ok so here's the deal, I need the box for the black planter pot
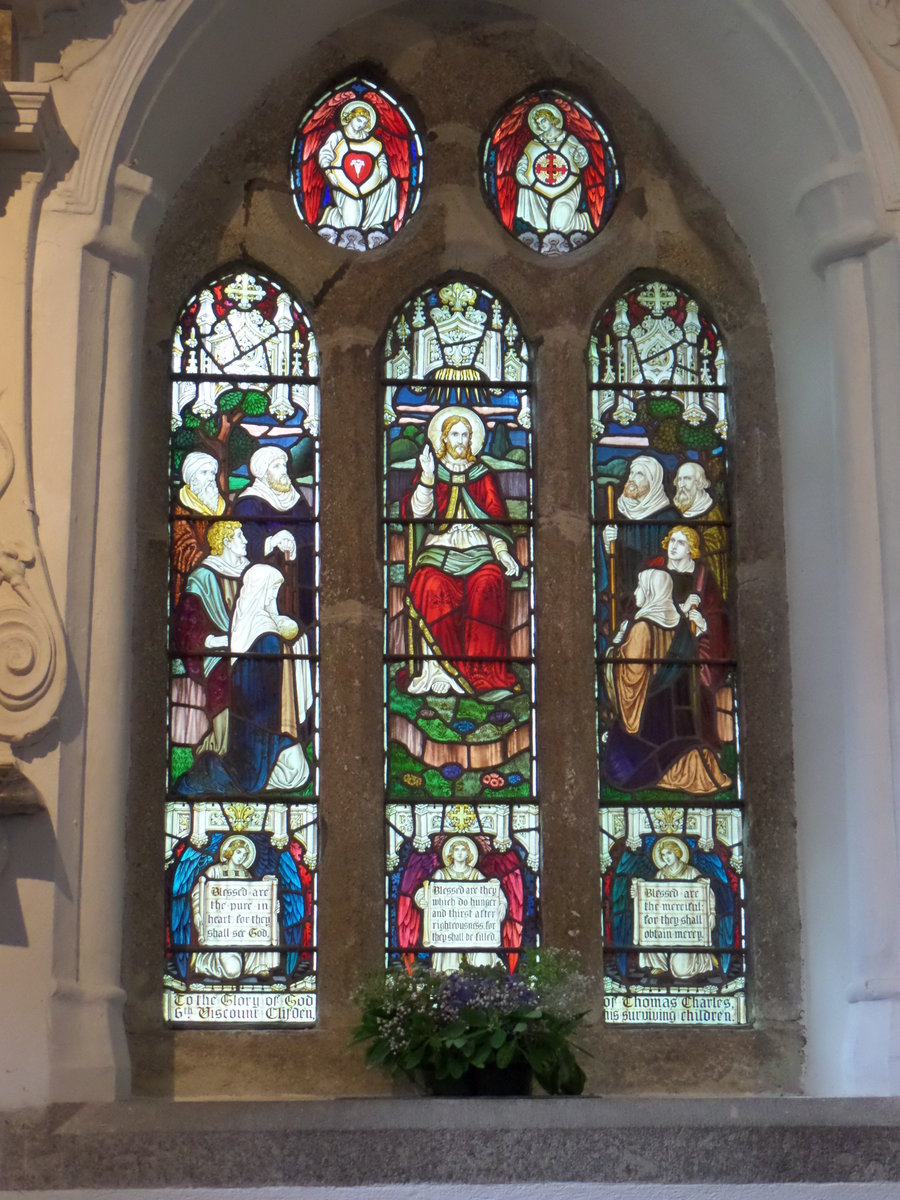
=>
[421,1061,533,1096]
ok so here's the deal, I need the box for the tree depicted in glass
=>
[165,267,319,1025]
[382,278,539,971]
[291,76,423,252]
[590,278,746,1025]
[482,87,620,255]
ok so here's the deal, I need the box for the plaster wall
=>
[1,0,900,1118]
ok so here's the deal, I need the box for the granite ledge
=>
[2,1098,900,1189]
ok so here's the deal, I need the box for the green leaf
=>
[496,1040,517,1069]
[218,389,242,412]
[241,391,267,416]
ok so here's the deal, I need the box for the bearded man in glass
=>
[402,408,520,697]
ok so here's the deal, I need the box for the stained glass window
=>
[590,278,745,1025]
[482,86,620,255]
[290,76,424,252]
[164,267,319,1025]
[383,279,539,971]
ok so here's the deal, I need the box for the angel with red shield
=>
[487,94,614,251]
[295,85,418,250]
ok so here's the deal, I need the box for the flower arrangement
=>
[351,950,591,1095]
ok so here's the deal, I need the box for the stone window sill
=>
[2,1098,900,1188]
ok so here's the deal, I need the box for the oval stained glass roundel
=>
[482,87,620,255]
[290,76,424,252]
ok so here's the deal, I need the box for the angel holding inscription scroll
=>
[608,833,737,985]
[168,831,312,984]
[637,837,717,980]
[188,835,280,982]
[397,835,527,975]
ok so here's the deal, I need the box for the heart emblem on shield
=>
[344,151,374,184]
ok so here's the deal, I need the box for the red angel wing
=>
[298,89,356,225]
[480,848,525,973]
[364,90,412,231]
[555,97,611,230]
[490,99,534,231]
[397,851,438,951]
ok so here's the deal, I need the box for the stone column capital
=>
[0,81,73,180]
[794,162,892,273]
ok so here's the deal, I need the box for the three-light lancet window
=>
[161,270,748,1026]
[159,76,749,1030]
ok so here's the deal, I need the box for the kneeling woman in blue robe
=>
[174,564,313,794]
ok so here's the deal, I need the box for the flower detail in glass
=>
[290,76,424,252]
[165,266,320,1026]
[590,278,745,1025]
[482,87,620,255]
[382,278,539,973]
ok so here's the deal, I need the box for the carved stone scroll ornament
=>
[860,0,900,66]
[0,420,64,815]
[0,84,70,820]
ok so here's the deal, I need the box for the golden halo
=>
[426,406,486,457]
[441,835,479,868]
[220,834,256,867]
[528,102,564,135]
[651,835,689,871]
[340,100,376,134]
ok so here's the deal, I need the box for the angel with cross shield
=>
[484,89,618,253]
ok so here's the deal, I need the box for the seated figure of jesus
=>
[401,409,520,697]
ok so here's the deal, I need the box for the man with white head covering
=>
[601,455,679,610]
[603,569,729,796]
[171,451,227,601]
[233,445,316,632]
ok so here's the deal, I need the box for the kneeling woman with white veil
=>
[175,564,313,794]
[603,568,729,796]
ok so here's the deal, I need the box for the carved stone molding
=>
[860,0,900,67]
[0,81,69,777]
[793,161,890,272]
[45,0,190,217]
[0,79,72,161]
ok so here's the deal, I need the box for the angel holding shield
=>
[485,91,616,252]
[294,84,418,249]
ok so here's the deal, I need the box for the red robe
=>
[648,555,732,692]
[401,463,516,692]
